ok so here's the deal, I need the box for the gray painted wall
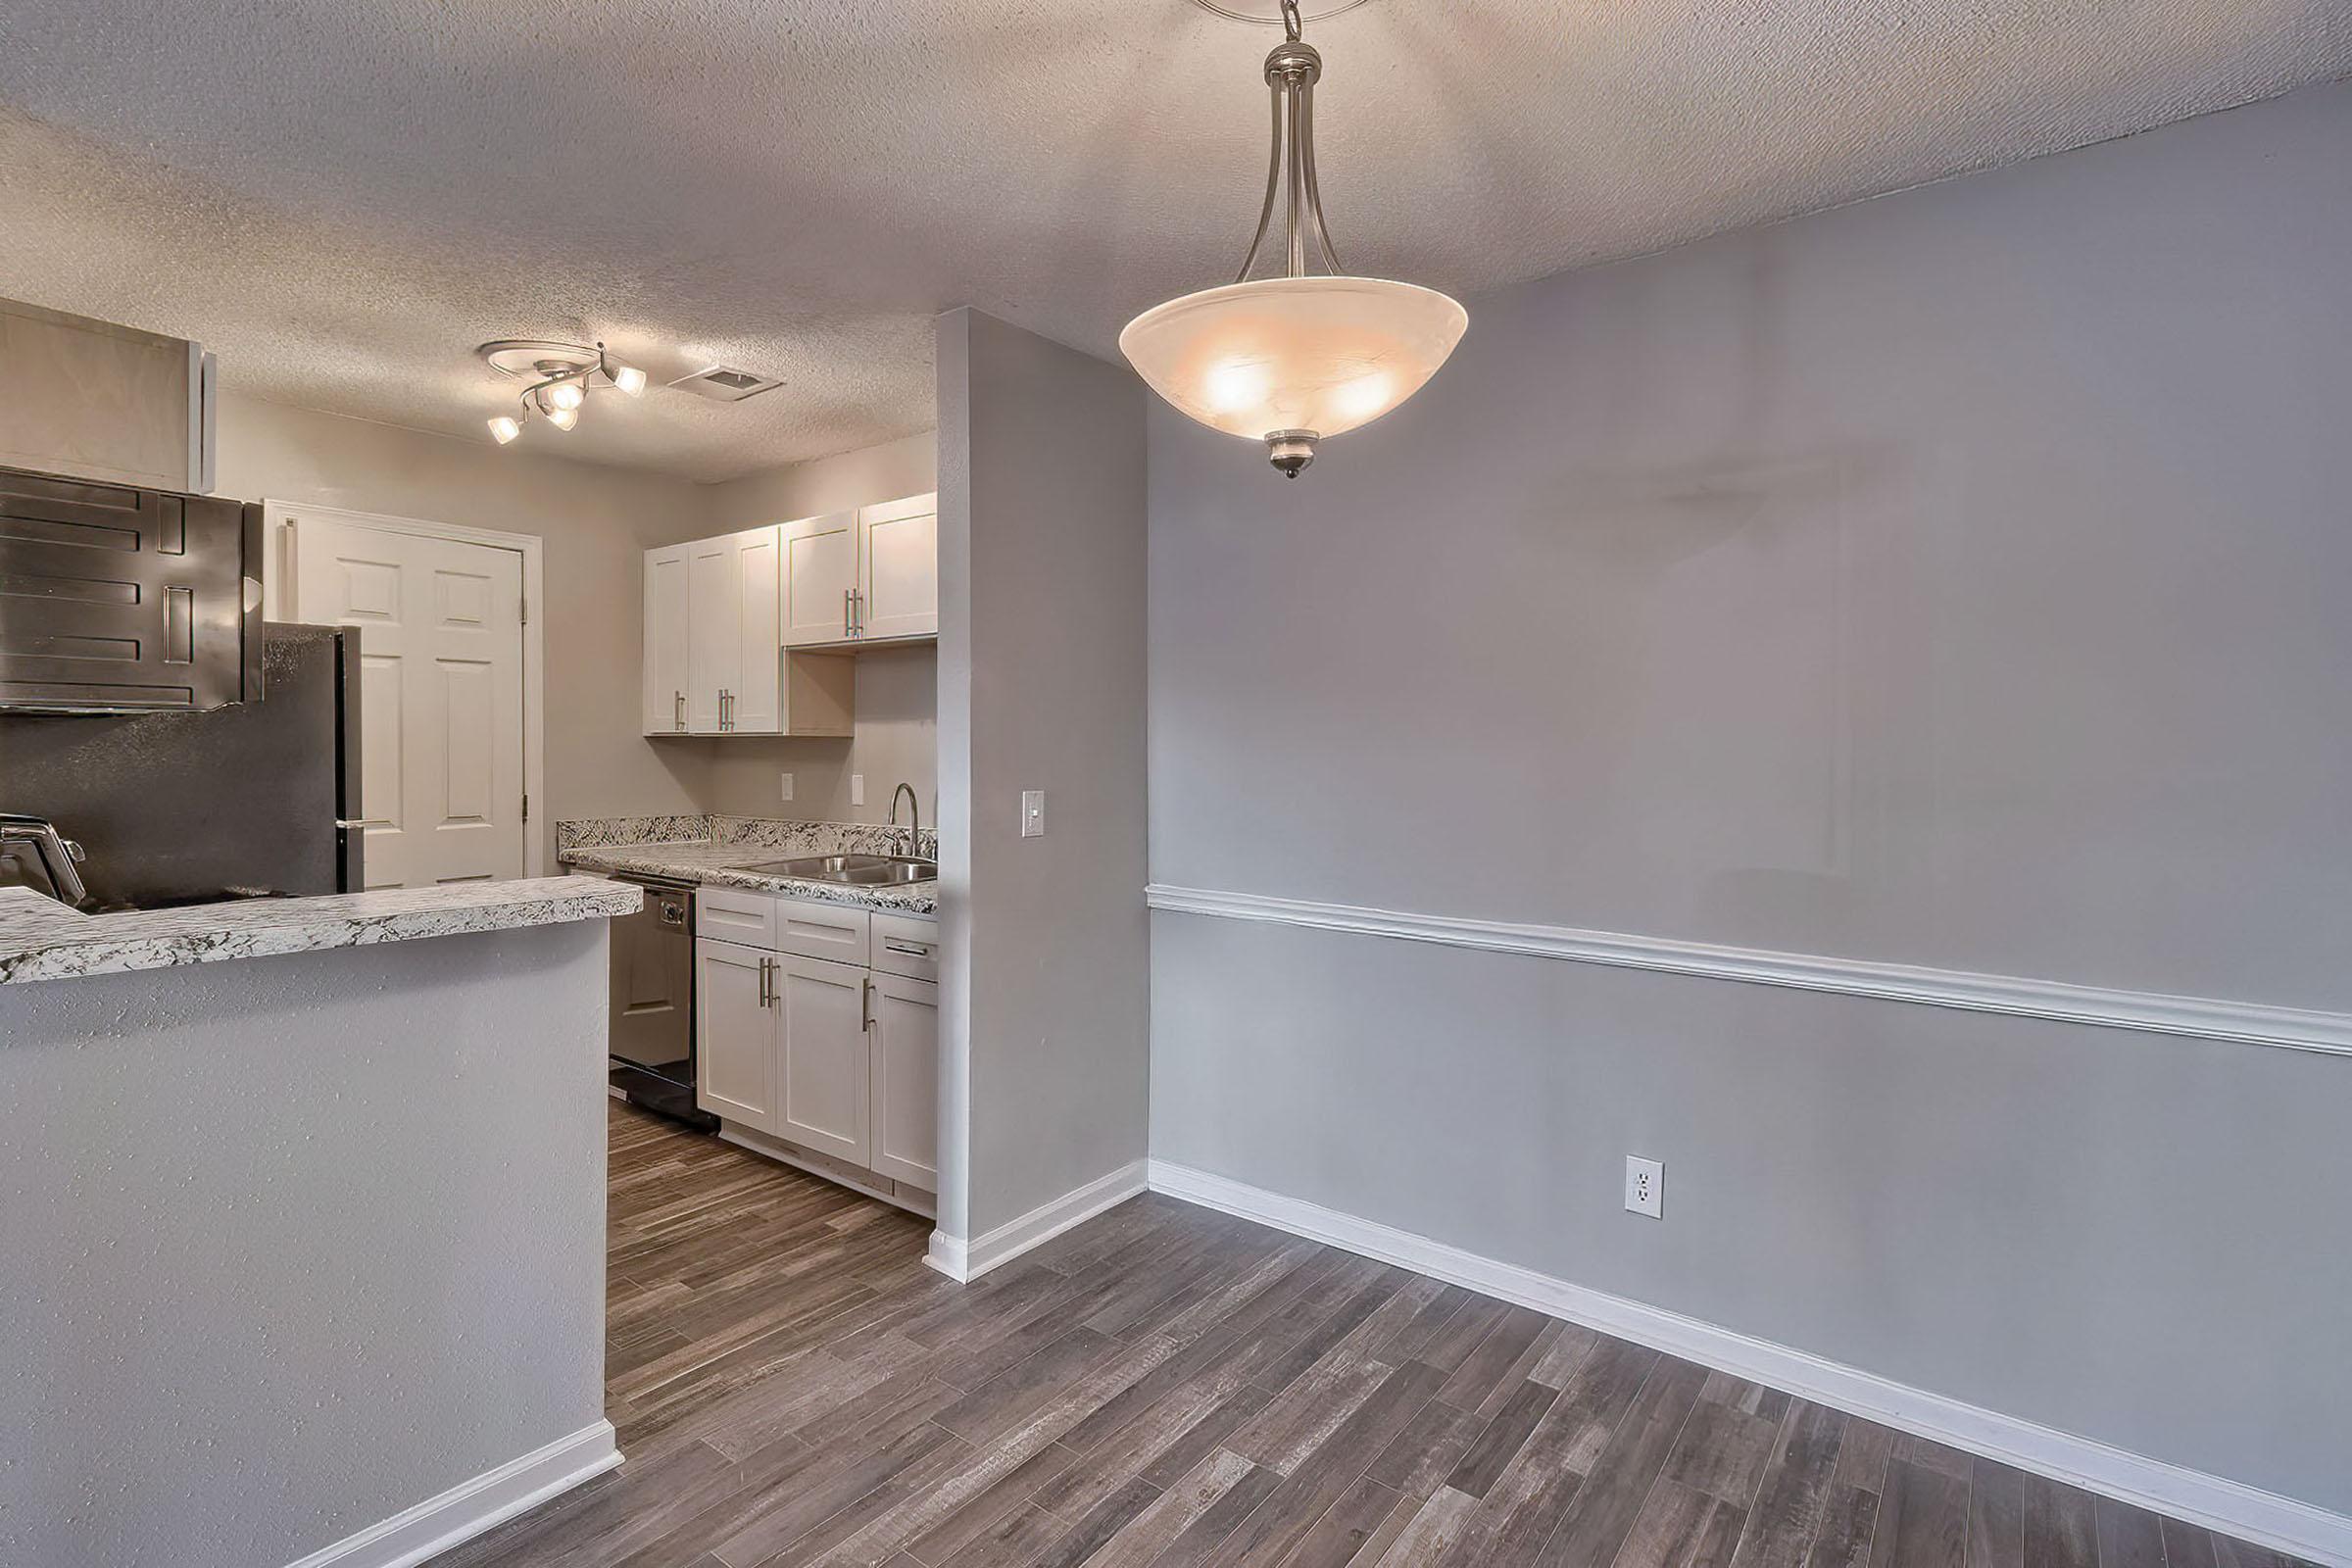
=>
[1147,82,2352,1515]
[938,309,1151,1241]
[0,926,611,1568]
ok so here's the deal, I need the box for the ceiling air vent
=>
[666,364,785,402]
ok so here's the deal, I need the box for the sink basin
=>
[735,853,938,886]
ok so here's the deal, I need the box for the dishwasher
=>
[607,870,717,1131]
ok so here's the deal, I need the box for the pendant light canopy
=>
[1121,0,1465,476]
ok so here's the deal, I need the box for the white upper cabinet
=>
[776,493,938,649]
[645,524,854,737]
[642,544,691,735]
[782,511,859,647]
[857,493,939,643]
[685,533,738,732]
[728,526,782,732]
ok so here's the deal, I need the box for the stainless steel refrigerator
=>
[0,621,361,909]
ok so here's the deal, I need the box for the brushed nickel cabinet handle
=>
[861,975,874,1032]
[844,587,854,638]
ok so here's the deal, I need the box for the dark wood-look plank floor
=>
[430,1106,2320,1568]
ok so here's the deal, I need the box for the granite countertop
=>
[560,841,939,916]
[0,876,645,987]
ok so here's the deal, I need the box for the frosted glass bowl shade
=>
[1119,276,1467,444]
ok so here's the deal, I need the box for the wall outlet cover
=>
[1625,1155,1663,1219]
[851,773,865,808]
[779,772,795,803]
[1021,789,1046,838]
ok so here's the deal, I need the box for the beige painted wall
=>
[693,429,940,827]
[213,398,938,850]
[213,393,711,863]
[696,427,935,532]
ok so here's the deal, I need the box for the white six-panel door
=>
[292,516,525,888]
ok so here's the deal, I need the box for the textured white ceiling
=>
[0,1,2344,480]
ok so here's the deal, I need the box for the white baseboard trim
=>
[925,1158,1151,1283]
[1145,884,2352,1058]
[281,1419,620,1568]
[1147,1159,2352,1568]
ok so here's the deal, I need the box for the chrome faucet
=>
[0,813,89,906]
[888,783,921,858]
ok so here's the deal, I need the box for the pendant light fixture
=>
[476,338,647,445]
[1120,0,1466,476]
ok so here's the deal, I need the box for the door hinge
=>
[519,596,529,626]
[521,792,530,821]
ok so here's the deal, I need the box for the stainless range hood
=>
[0,464,263,713]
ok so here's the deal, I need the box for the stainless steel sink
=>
[735,853,938,886]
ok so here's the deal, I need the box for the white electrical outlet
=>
[778,772,795,803]
[851,773,865,808]
[1020,789,1046,837]
[1625,1156,1664,1219]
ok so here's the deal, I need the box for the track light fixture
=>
[474,338,647,445]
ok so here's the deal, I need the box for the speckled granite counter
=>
[557,813,939,916]
[0,876,645,986]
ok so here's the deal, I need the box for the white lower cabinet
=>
[866,971,939,1188]
[694,892,940,1210]
[696,938,776,1127]
[773,953,871,1165]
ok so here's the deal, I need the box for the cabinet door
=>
[857,493,938,643]
[729,525,782,732]
[867,972,939,1190]
[641,544,690,734]
[0,468,258,712]
[685,534,738,731]
[781,511,858,647]
[695,939,775,1129]
[774,954,870,1165]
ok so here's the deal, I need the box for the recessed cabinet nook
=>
[696,890,940,1213]
[642,490,938,737]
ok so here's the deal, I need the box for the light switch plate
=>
[778,772,795,803]
[851,773,865,808]
[1020,790,1046,837]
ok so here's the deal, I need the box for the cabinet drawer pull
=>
[883,939,931,956]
